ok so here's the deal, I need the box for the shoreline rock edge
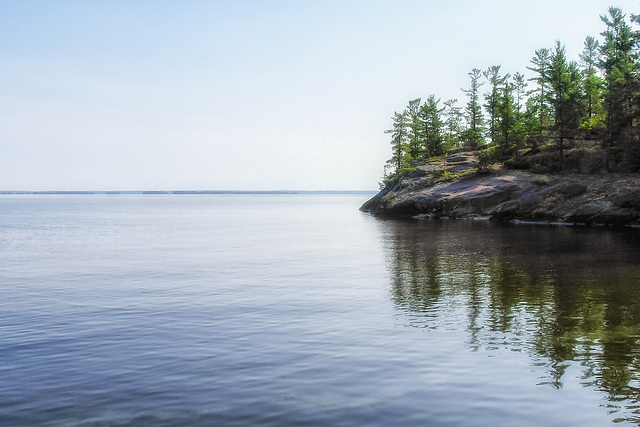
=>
[360,152,640,227]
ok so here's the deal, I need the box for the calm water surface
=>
[2,194,640,425]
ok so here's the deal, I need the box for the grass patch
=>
[441,170,460,181]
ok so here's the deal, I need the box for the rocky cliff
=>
[360,150,640,226]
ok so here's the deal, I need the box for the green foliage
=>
[406,98,423,159]
[579,114,605,133]
[600,7,640,157]
[443,98,463,149]
[424,154,444,163]
[440,170,459,181]
[484,65,510,145]
[380,167,417,189]
[419,95,445,157]
[548,41,584,152]
[459,129,485,149]
[495,80,516,155]
[579,36,606,136]
[463,68,485,148]
[527,48,553,151]
[580,73,605,134]
[475,144,505,172]
[385,111,409,170]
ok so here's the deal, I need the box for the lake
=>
[1,194,640,425]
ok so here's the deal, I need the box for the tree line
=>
[383,6,640,181]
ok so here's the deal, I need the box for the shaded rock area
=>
[360,150,640,226]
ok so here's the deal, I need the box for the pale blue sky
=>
[1,0,639,190]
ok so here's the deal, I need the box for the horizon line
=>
[0,190,378,195]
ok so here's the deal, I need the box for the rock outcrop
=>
[360,150,640,226]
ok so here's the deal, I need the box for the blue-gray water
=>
[2,194,640,426]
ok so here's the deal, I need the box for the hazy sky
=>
[2,1,639,191]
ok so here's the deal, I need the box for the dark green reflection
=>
[380,219,640,422]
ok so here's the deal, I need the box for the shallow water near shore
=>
[2,194,640,425]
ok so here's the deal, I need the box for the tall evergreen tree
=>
[548,41,584,156]
[484,65,510,144]
[510,73,529,157]
[512,72,528,114]
[522,96,544,152]
[528,48,553,151]
[599,6,640,169]
[548,41,582,156]
[385,111,410,170]
[419,95,445,157]
[579,35,605,134]
[443,98,464,150]
[462,68,485,148]
[580,35,600,72]
[406,98,423,159]
[495,81,516,155]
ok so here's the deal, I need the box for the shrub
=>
[380,167,417,188]
[441,170,459,181]
[477,145,502,171]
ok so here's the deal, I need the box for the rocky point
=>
[360,149,640,226]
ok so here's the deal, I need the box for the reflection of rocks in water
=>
[379,219,640,422]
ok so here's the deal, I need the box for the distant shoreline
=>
[0,190,377,195]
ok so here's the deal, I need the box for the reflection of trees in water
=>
[380,219,640,422]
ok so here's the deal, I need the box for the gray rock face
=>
[361,151,640,226]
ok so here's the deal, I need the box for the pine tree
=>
[406,98,423,159]
[599,6,640,170]
[579,35,605,135]
[484,65,510,145]
[495,81,516,155]
[548,41,584,157]
[443,98,464,150]
[385,111,410,171]
[512,72,528,114]
[522,96,544,152]
[462,68,485,148]
[510,73,529,157]
[419,95,445,157]
[527,48,553,152]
